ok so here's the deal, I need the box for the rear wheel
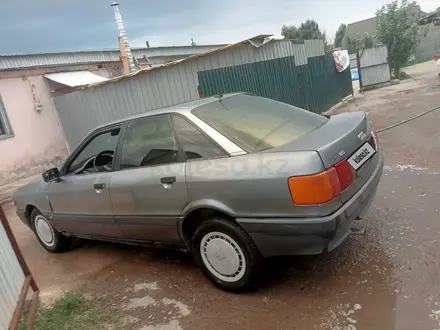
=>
[191,217,262,292]
[31,209,71,253]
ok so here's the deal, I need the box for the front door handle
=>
[160,177,176,184]
[94,183,106,190]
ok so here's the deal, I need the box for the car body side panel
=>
[46,173,122,238]
[184,151,343,219]
[109,163,187,242]
[180,199,236,217]
[13,177,52,226]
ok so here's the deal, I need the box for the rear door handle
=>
[160,177,176,184]
[94,183,106,190]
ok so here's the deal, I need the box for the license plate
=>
[347,142,376,170]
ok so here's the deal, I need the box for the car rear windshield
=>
[191,94,328,153]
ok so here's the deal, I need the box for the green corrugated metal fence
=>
[198,54,352,114]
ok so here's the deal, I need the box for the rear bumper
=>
[237,152,384,257]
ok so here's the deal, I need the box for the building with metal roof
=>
[53,35,329,149]
[0,42,224,186]
[0,45,224,71]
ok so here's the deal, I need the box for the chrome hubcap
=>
[200,232,246,282]
[35,215,55,247]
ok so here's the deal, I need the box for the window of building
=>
[0,95,12,138]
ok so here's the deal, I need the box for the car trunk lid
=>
[265,112,378,203]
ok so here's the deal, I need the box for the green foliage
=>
[376,0,423,77]
[346,34,362,53]
[345,32,375,53]
[363,33,374,48]
[281,24,300,39]
[281,19,327,46]
[404,56,432,66]
[19,292,120,330]
[334,24,347,48]
[397,71,411,79]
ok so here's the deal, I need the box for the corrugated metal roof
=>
[0,45,224,70]
[44,71,108,87]
[80,35,285,90]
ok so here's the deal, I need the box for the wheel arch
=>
[179,200,237,243]
[25,204,37,226]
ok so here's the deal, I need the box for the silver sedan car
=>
[13,93,383,291]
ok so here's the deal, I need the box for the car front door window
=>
[67,128,121,175]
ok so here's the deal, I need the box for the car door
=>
[46,125,123,238]
[110,114,188,242]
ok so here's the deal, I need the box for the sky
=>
[1,0,438,53]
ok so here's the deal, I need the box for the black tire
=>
[31,209,71,253]
[191,217,262,292]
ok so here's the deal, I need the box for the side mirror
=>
[42,168,61,183]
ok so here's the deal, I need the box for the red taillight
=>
[288,167,341,205]
[288,158,354,205]
[334,159,354,191]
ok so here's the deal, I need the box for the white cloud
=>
[130,0,440,47]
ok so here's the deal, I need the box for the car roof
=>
[95,92,245,131]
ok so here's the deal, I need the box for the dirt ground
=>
[4,60,440,330]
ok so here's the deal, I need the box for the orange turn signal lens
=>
[288,167,341,205]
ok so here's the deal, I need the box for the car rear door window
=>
[171,115,227,160]
[192,94,328,153]
[120,115,178,169]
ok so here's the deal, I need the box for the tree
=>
[346,34,363,53]
[345,32,375,53]
[281,25,300,39]
[281,19,327,46]
[376,0,423,77]
[334,24,347,48]
[190,38,197,46]
[363,32,374,48]
[346,37,354,53]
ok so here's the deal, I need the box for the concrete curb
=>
[362,79,400,91]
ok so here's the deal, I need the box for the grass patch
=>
[19,292,120,330]
[392,71,411,80]
[399,71,411,80]
[404,56,432,67]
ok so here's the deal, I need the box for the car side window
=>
[172,115,227,160]
[67,128,120,175]
[120,115,178,169]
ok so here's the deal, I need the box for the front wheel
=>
[31,209,71,253]
[191,217,262,292]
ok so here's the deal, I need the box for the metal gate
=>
[356,45,391,90]
[198,54,353,114]
[0,206,39,329]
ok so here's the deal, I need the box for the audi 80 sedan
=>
[13,93,383,291]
